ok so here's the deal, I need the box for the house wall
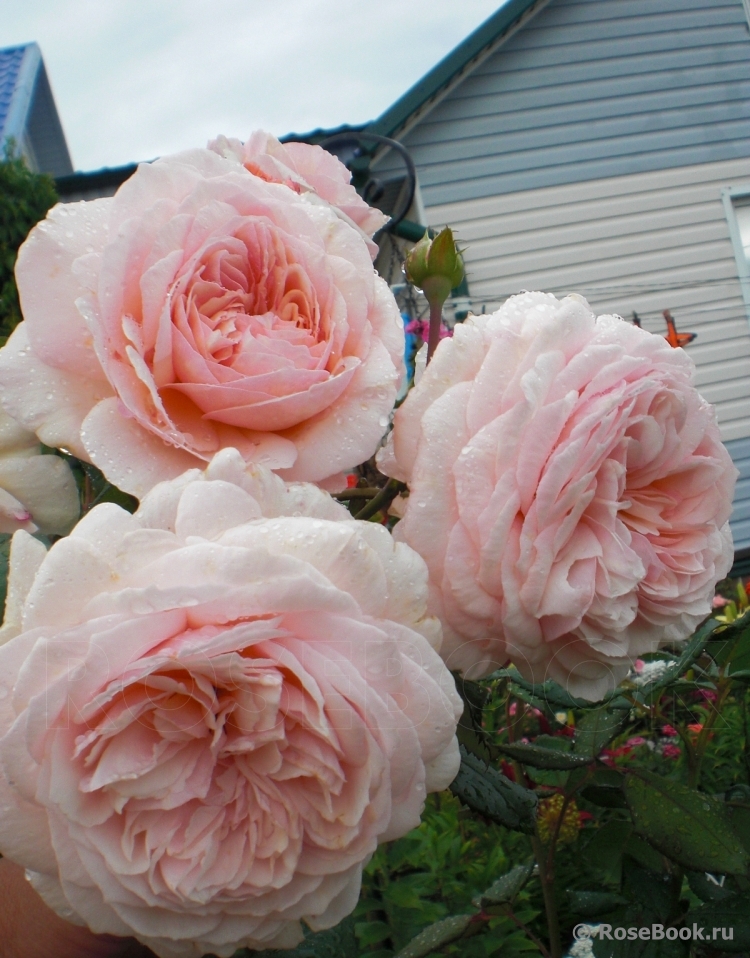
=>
[425,157,750,546]
[374,0,750,202]
[371,0,750,548]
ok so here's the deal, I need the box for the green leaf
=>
[573,705,629,759]
[454,676,497,765]
[582,819,632,884]
[636,617,723,699]
[623,834,670,875]
[624,770,749,874]
[707,611,750,671]
[489,668,599,709]
[471,862,534,910]
[686,896,750,952]
[727,803,750,857]
[384,882,424,910]
[686,870,736,902]
[355,920,392,947]
[495,741,593,770]
[394,913,474,958]
[245,914,358,958]
[580,784,629,809]
[567,890,628,917]
[449,746,538,833]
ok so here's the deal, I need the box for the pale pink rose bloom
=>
[0,449,460,958]
[209,131,388,246]
[0,144,403,498]
[0,406,79,535]
[378,292,736,701]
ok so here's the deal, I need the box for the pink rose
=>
[378,292,736,700]
[209,131,388,245]
[0,407,79,535]
[0,143,403,498]
[0,449,460,957]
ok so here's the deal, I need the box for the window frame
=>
[722,185,750,323]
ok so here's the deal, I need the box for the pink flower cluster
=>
[0,131,738,955]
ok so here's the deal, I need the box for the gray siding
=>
[374,0,750,206]
[426,157,750,548]
[725,435,750,550]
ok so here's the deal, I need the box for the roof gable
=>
[369,0,549,141]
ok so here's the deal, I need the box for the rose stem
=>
[354,478,402,521]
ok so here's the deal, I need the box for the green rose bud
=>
[404,227,465,364]
[405,227,464,291]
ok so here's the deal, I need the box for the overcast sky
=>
[2,0,503,172]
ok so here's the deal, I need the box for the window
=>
[722,186,750,319]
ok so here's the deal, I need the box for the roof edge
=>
[2,43,41,148]
[368,0,547,141]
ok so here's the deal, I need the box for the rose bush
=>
[0,407,78,535]
[0,141,403,497]
[0,448,460,958]
[378,292,736,699]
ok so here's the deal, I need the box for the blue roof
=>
[0,45,28,139]
[0,42,72,175]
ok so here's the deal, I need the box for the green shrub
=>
[0,149,57,344]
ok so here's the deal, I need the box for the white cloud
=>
[2,0,502,170]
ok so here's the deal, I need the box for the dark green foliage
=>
[625,771,749,875]
[0,150,57,344]
[0,533,10,618]
[228,916,359,958]
[66,456,139,515]
[355,791,540,957]
[450,746,538,831]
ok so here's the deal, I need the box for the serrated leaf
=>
[394,913,474,958]
[489,668,597,709]
[454,675,498,764]
[248,914,358,958]
[625,770,748,875]
[496,741,593,770]
[472,862,534,909]
[450,746,538,833]
[686,896,750,952]
[573,706,628,758]
[637,616,724,698]
[686,870,735,902]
